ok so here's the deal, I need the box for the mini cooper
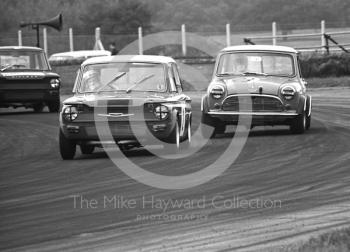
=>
[0,46,60,112]
[59,55,191,159]
[201,45,311,137]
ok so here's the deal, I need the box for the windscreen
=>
[79,62,166,93]
[0,50,49,71]
[217,52,295,77]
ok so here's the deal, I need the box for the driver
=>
[82,69,101,92]
[233,55,247,74]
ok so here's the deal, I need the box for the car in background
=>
[59,55,192,159]
[48,50,111,66]
[0,46,61,112]
[201,45,312,137]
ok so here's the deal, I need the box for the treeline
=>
[0,0,349,34]
[300,53,350,78]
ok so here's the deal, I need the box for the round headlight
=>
[63,106,78,121]
[281,86,296,100]
[154,105,169,120]
[50,78,60,88]
[209,85,225,99]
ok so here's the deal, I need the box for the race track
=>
[0,88,349,251]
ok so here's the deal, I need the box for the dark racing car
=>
[0,46,60,112]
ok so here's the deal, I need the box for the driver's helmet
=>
[83,69,101,91]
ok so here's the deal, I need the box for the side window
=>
[171,63,183,93]
[297,56,303,78]
[73,68,82,93]
[168,66,177,92]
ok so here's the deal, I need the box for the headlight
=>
[50,78,60,88]
[209,85,225,99]
[63,106,78,121]
[281,86,296,100]
[154,105,169,120]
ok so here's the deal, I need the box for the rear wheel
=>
[290,112,306,134]
[80,145,95,154]
[59,130,76,160]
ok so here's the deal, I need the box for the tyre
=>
[290,112,306,134]
[166,121,180,149]
[201,112,225,138]
[33,103,44,113]
[48,99,60,113]
[306,115,311,130]
[59,130,76,160]
[80,145,95,154]
[180,119,191,149]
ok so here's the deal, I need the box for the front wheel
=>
[167,121,180,149]
[48,99,60,113]
[201,112,225,138]
[290,112,306,134]
[80,145,95,154]
[59,130,76,160]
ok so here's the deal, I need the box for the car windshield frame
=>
[216,51,296,78]
[0,50,50,71]
[77,62,168,94]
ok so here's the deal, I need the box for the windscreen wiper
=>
[96,72,126,93]
[126,74,155,93]
[0,64,25,72]
[242,72,268,76]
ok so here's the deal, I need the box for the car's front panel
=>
[0,49,60,107]
[0,72,60,104]
[60,93,191,143]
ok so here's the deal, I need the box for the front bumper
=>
[207,110,298,126]
[61,120,177,143]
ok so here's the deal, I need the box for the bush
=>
[300,52,350,78]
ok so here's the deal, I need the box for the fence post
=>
[69,28,74,52]
[18,30,22,46]
[43,28,48,54]
[321,20,326,53]
[272,21,277,46]
[181,24,187,57]
[93,27,104,50]
[138,27,143,55]
[226,23,231,47]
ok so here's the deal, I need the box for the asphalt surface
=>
[0,88,349,251]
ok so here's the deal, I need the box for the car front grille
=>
[222,95,284,112]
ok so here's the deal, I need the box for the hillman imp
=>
[201,45,311,137]
[0,46,60,112]
[59,55,191,159]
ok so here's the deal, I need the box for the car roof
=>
[221,45,298,54]
[49,50,111,59]
[0,46,43,51]
[82,55,176,66]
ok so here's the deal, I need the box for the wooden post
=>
[181,24,187,56]
[43,28,48,54]
[93,27,104,50]
[321,20,326,53]
[272,22,277,46]
[18,30,22,46]
[138,27,143,55]
[226,23,231,47]
[69,28,74,52]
